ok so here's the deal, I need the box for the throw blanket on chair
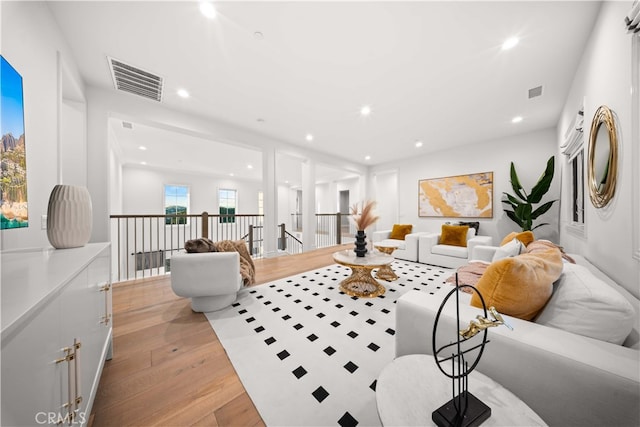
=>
[184,238,256,286]
[215,240,256,287]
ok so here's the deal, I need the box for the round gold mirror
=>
[588,105,618,208]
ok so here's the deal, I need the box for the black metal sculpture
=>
[431,275,512,427]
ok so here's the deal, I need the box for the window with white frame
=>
[219,188,237,223]
[164,184,189,224]
[561,107,585,231]
[570,150,585,224]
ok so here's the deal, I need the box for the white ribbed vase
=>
[46,185,93,249]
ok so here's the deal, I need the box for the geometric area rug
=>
[205,260,454,426]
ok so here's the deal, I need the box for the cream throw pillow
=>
[535,263,635,345]
[491,238,523,262]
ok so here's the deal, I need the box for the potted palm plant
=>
[502,156,557,232]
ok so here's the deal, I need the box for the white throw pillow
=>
[535,263,635,345]
[491,238,523,262]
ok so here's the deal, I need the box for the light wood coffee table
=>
[332,250,394,298]
[376,354,546,426]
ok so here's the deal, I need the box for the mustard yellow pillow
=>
[500,231,535,247]
[389,224,413,240]
[470,246,563,320]
[439,224,469,247]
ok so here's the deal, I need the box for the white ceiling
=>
[50,1,600,178]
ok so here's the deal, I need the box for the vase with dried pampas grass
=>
[350,200,379,257]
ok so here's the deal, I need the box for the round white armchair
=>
[170,251,242,312]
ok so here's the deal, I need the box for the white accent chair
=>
[170,251,242,312]
[418,228,492,268]
[372,230,433,262]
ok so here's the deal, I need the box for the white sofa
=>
[372,229,433,262]
[170,251,242,312]
[418,228,492,268]
[395,254,640,426]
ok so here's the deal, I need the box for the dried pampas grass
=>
[350,200,379,231]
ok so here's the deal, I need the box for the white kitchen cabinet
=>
[1,243,112,426]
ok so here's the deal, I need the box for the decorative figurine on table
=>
[431,274,513,427]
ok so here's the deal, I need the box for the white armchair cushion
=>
[419,232,493,268]
[431,244,468,258]
[536,262,636,345]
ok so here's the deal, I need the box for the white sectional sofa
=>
[395,254,640,426]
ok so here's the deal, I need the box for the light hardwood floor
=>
[90,243,353,427]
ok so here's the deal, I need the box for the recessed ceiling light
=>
[364,155,371,161]
[512,116,523,123]
[415,140,423,148]
[177,89,189,98]
[360,105,372,116]
[247,164,253,169]
[199,2,216,19]
[140,161,147,165]
[502,36,519,50]
[306,133,314,142]
[229,173,234,177]
[138,146,147,151]
[254,31,264,40]
[257,118,265,123]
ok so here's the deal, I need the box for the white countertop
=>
[1,243,110,340]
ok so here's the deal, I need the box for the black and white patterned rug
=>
[205,260,454,426]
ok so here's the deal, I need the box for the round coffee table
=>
[373,243,400,281]
[376,354,546,426]
[332,250,394,298]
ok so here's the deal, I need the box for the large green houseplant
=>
[502,156,557,231]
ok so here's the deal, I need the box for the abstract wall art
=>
[419,172,493,218]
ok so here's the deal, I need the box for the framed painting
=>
[419,172,493,218]
[1,55,29,229]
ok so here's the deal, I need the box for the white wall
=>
[121,166,261,215]
[373,170,399,231]
[0,2,85,250]
[370,127,560,246]
[558,1,639,298]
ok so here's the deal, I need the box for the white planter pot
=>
[46,185,92,249]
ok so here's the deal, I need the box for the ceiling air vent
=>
[108,57,163,102]
[528,85,543,99]
[122,121,133,130]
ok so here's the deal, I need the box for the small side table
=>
[376,354,546,426]
[333,250,394,298]
[373,243,399,281]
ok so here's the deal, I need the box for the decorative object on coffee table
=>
[354,230,368,257]
[431,278,512,427]
[350,200,379,257]
[332,250,393,297]
[374,242,399,281]
[46,184,93,249]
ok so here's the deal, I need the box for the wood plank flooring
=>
[90,243,353,427]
